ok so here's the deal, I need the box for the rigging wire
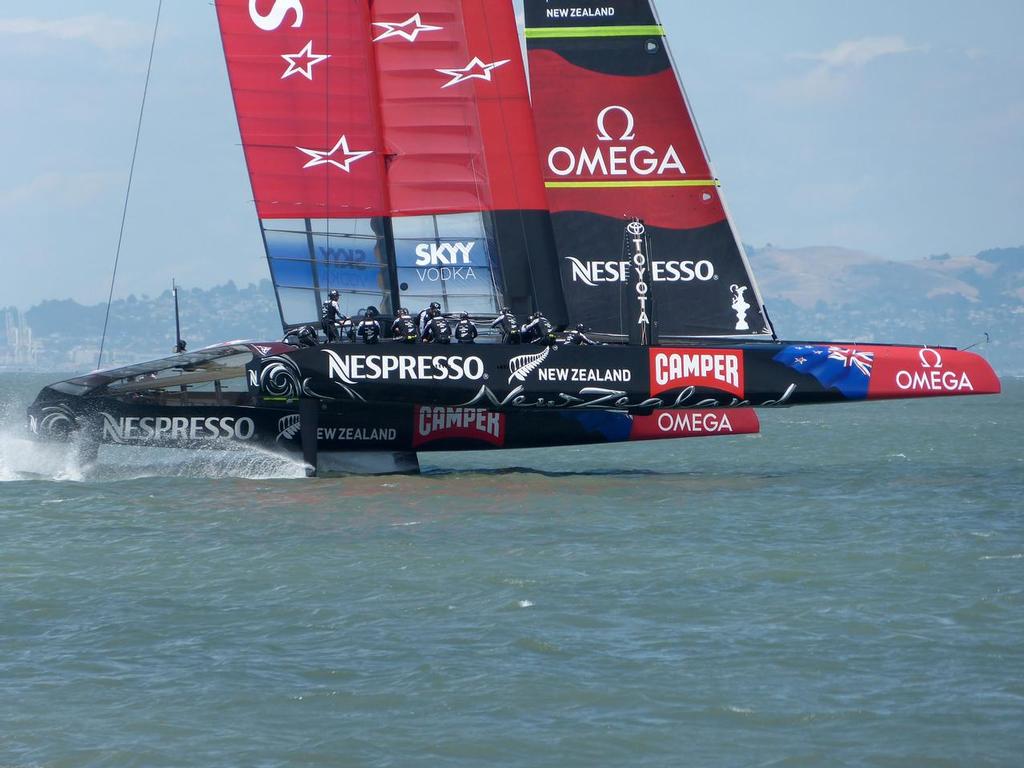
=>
[96,0,163,370]
[962,332,992,352]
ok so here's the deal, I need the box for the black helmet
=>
[296,325,317,347]
[366,306,379,318]
[328,289,339,301]
[430,302,441,311]
[576,323,585,332]
[531,311,540,320]
[398,308,409,316]
[460,312,469,320]
[501,307,511,314]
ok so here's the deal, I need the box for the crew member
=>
[418,302,442,336]
[357,307,382,345]
[321,289,346,344]
[454,312,478,344]
[522,311,556,346]
[565,323,598,346]
[490,307,521,344]
[392,308,418,344]
[422,313,453,345]
[285,325,318,348]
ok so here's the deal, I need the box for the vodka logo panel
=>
[409,241,480,284]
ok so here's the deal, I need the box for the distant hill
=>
[3,248,1021,374]
[752,245,1024,309]
[748,245,1023,374]
[2,281,280,370]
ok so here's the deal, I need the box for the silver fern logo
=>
[277,414,301,442]
[507,347,551,384]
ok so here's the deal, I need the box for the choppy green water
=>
[1,374,1022,767]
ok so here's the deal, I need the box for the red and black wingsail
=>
[215,0,564,328]
[525,0,772,339]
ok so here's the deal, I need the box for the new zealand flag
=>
[773,345,875,400]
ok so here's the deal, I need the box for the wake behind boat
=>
[27,0,1000,475]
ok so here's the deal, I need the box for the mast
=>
[172,279,183,353]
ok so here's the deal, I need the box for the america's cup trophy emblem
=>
[731,284,751,331]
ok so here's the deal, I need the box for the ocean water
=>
[0,373,1021,767]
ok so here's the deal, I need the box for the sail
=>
[215,0,565,330]
[524,0,772,338]
[370,0,563,322]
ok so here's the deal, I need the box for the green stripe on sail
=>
[544,179,720,189]
[524,25,665,39]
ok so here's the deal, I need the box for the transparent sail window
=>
[277,287,391,326]
[263,229,312,261]
[309,218,381,238]
[310,233,388,267]
[269,258,315,290]
[390,212,504,316]
[391,212,490,240]
[262,219,308,234]
[263,218,395,325]
[276,288,320,327]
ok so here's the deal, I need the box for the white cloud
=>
[0,15,150,51]
[798,36,923,70]
[782,36,927,100]
[0,172,116,208]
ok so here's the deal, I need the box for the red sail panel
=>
[370,0,548,214]
[215,0,388,219]
[530,49,723,230]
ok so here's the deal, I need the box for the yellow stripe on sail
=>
[524,26,665,39]
[544,180,721,189]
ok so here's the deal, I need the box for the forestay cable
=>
[97,0,163,369]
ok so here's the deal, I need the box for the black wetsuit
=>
[417,308,440,337]
[356,318,382,345]
[455,318,478,344]
[392,315,418,343]
[321,300,345,343]
[522,315,555,346]
[565,329,598,346]
[490,312,521,344]
[422,316,453,345]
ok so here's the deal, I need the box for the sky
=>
[1,0,1022,309]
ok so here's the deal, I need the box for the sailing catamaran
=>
[27,0,1000,475]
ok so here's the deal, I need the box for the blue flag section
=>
[772,345,875,400]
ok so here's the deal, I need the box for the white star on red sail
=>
[296,135,372,172]
[436,57,510,89]
[281,40,330,81]
[372,13,443,43]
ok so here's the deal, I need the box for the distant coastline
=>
[2,244,1021,375]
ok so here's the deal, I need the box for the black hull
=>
[27,338,998,472]
[26,392,756,457]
